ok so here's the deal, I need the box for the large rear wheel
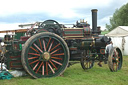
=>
[21,32,69,78]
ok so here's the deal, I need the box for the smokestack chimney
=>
[91,9,98,34]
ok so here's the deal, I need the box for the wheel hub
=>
[43,52,51,60]
[116,57,119,61]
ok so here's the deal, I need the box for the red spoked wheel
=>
[21,32,69,78]
[108,47,122,72]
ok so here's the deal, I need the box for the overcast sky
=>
[0,0,128,31]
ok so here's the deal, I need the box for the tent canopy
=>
[106,26,128,37]
[105,26,128,55]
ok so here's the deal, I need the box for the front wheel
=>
[108,47,123,72]
[21,32,70,78]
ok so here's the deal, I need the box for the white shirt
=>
[105,43,113,54]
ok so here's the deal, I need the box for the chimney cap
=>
[91,9,98,12]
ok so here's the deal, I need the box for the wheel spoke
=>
[49,60,58,70]
[89,62,92,66]
[51,59,62,66]
[88,62,90,68]
[30,47,39,53]
[116,63,118,71]
[36,62,43,73]
[113,63,115,71]
[50,48,62,55]
[29,60,39,65]
[42,64,44,75]
[28,56,38,60]
[84,62,87,67]
[87,62,89,68]
[46,38,51,49]
[50,43,60,51]
[113,62,118,71]
[28,53,40,56]
[115,63,117,71]
[48,63,55,74]
[48,40,54,52]
[33,43,43,53]
[46,62,48,75]
[52,53,64,56]
[51,57,62,60]
[43,39,46,51]
[33,61,40,70]
[39,39,43,50]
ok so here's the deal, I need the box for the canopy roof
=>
[106,26,128,37]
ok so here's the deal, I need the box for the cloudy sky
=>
[0,0,128,32]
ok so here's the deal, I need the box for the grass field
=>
[0,56,128,85]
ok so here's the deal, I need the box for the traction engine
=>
[0,9,122,78]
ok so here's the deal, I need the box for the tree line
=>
[106,3,128,31]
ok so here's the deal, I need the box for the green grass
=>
[0,56,128,85]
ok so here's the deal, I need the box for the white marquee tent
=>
[105,26,128,55]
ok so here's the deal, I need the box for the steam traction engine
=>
[0,9,122,78]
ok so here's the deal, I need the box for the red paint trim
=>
[20,36,30,41]
[10,56,21,58]
[36,29,48,33]
[100,49,105,54]
[69,48,77,50]
[10,60,22,68]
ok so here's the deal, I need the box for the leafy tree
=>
[106,3,128,31]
